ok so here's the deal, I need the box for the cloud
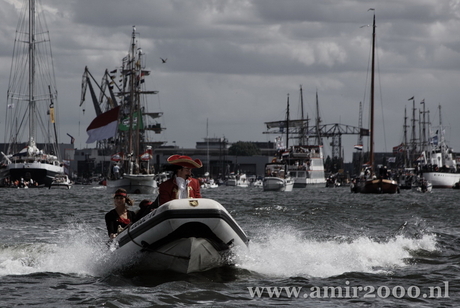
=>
[1,0,460,161]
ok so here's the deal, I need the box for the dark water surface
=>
[0,185,458,307]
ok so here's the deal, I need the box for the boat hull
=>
[263,177,294,192]
[353,178,399,194]
[423,172,460,188]
[6,161,63,187]
[50,183,71,189]
[107,174,157,194]
[111,198,249,274]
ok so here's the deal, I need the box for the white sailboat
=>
[1,0,64,188]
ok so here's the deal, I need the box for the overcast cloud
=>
[1,0,460,161]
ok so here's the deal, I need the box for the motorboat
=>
[226,173,249,187]
[109,198,249,274]
[263,163,294,192]
[49,174,72,189]
[411,176,432,193]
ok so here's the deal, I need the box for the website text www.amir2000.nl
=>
[247,281,450,300]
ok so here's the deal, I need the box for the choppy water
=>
[0,185,458,307]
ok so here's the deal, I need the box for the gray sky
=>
[1,0,459,162]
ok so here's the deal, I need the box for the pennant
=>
[86,106,120,143]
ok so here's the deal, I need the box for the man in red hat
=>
[158,154,203,205]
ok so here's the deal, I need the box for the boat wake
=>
[234,225,438,278]
[0,221,438,279]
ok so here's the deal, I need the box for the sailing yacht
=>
[0,0,64,188]
[353,11,399,194]
[83,27,164,194]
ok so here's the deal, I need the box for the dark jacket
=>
[105,209,135,236]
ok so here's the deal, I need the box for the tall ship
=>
[81,27,165,194]
[0,0,64,188]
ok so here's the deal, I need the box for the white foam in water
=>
[0,223,113,277]
[0,223,438,278]
[235,226,438,278]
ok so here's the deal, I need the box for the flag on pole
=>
[111,152,123,162]
[49,106,55,123]
[86,106,120,143]
[387,157,396,163]
[140,151,152,161]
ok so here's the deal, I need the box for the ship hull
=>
[107,174,157,194]
[6,161,63,187]
[423,172,460,188]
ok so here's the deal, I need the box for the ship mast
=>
[28,0,36,145]
[369,12,376,176]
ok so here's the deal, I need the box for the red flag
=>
[86,106,120,143]
[140,151,152,161]
[111,152,123,162]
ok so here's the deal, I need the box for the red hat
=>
[167,154,203,169]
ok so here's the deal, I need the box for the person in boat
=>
[105,188,135,239]
[133,199,155,223]
[157,154,203,206]
[112,164,120,179]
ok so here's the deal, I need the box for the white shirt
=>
[176,176,188,199]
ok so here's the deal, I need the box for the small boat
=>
[226,173,249,187]
[109,198,249,274]
[411,176,432,193]
[263,163,294,192]
[50,174,72,189]
[250,179,263,188]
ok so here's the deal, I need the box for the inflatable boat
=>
[110,198,249,273]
